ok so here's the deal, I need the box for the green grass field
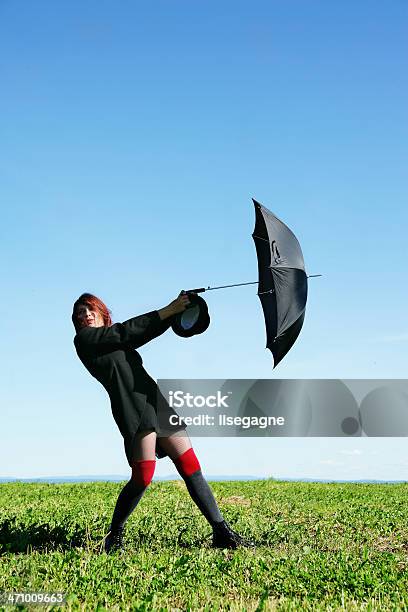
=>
[0,480,407,611]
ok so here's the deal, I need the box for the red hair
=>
[72,293,113,333]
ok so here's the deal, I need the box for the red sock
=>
[174,448,201,477]
[131,459,156,487]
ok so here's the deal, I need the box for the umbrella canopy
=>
[252,198,308,368]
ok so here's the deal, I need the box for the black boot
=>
[104,525,125,554]
[212,520,256,549]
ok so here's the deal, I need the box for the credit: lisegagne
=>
[169,414,285,429]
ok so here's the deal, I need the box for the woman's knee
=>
[131,459,156,487]
[173,447,201,477]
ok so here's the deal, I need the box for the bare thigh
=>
[157,430,193,461]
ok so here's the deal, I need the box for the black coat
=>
[74,310,187,466]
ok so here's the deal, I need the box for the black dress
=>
[74,310,187,466]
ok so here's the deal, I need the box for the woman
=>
[72,291,255,552]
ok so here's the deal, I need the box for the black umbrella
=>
[186,198,320,367]
[252,198,310,367]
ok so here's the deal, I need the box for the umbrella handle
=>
[185,287,206,294]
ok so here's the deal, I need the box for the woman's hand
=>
[158,291,191,321]
[171,291,191,314]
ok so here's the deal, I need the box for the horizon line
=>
[1,475,407,484]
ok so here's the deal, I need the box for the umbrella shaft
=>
[205,281,259,291]
[187,275,321,294]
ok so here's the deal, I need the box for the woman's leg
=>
[159,431,256,549]
[158,431,224,527]
[106,430,157,546]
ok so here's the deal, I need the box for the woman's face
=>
[76,304,105,329]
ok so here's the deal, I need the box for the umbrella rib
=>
[258,289,275,295]
[252,234,270,243]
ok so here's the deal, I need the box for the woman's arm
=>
[74,292,190,358]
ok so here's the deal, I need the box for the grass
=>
[0,480,407,611]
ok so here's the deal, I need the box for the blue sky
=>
[1,1,407,481]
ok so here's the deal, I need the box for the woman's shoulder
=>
[73,325,91,343]
[73,326,99,353]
